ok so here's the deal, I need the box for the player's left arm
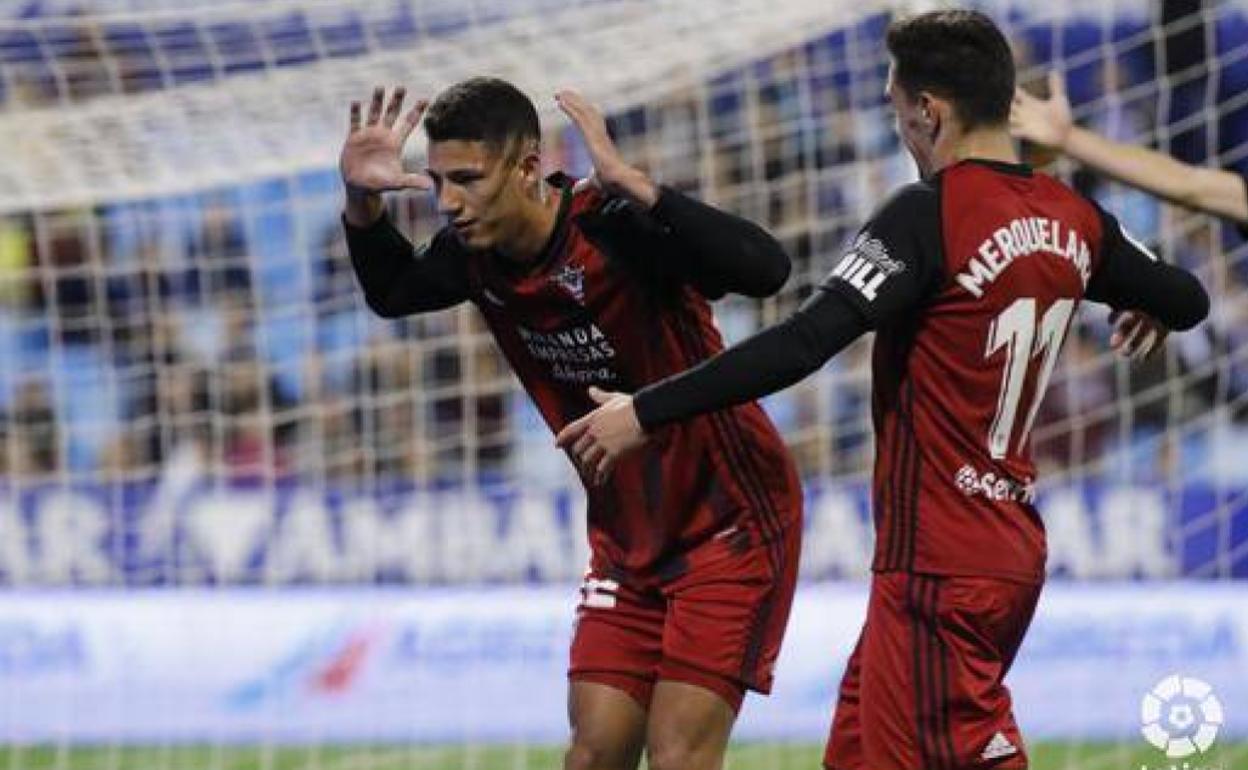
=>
[1085,203,1210,334]
[644,186,792,298]
[556,89,789,299]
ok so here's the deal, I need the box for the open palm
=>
[340,86,431,194]
[1010,71,1073,151]
[556,89,657,207]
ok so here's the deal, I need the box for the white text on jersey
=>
[830,234,905,301]
[956,217,1091,299]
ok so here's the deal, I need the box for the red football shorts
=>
[824,571,1041,770]
[568,521,800,713]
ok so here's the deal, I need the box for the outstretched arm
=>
[341,87,469,317]
[557,90,790,298]
[1011,72,1248,223]
[556,292,866,484]
[635,288,868,427]
[559,290,863,484]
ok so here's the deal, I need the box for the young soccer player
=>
[339,78,802,770]
[558,11,1210,770]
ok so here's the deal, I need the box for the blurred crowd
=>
[0,4,1246,488]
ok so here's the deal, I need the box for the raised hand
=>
[555,387,648,486]
[1010,71,1074,152]
[1109,309,1168,362]
[340,86,432,199]
[555,89,658,208]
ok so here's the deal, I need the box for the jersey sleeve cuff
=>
[342,210,394,236]
[632,387,669,433]
[342,211,413,254]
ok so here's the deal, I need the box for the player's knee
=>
[646,737,717,770]
[563,738,635,770]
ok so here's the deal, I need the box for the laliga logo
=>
[1140,675,1223,759]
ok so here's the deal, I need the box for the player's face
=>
[426,139,529,252]
[885,63,936,178]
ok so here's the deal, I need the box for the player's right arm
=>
[345,222,469,317]
[340,87,470,317]
[1012,72,1248,223]
[1084,203,1210,331]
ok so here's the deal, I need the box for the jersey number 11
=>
[985,298,1076,459]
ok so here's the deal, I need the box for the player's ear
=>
[918,92,946,141]
[522,151,542,181]
[917,93,935,123]
[516,150,543,192]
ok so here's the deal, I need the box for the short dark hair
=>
[885,10,1015,130]
[423,76,540,156]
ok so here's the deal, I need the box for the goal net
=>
[0,0,1244,768]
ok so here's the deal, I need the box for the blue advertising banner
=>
[0,584,1243,745]
[0,481,1243,584]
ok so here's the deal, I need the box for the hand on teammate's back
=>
[556,386,647,486]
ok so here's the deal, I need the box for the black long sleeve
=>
[344,214,470,318]
[633,289,870,430]
[1085,205,1210,330]
[648,186,791,299]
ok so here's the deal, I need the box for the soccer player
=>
[339,78,803,770]
[1012,71,1248,227]
[557,10,1210,770]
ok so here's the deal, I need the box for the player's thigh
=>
[644,680,736,770]
[569,573,666,710]
[857,572,1035,770]
[934,575,1040,769]
[565,681,648,770]
[661,523,801,700]
[852,574,927,770]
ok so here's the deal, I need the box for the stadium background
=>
[0,0,1244,768]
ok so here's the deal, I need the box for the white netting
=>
[0,0,1245,768]
[0,0,863,212]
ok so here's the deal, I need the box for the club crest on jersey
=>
[550,263,586,302]
[831,233,904,301]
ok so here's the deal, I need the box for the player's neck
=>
[944,126,1020,169]
[494,184,563,265]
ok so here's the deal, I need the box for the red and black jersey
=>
[634,159,1209,585]
[843,161,1110,583]
[346,176,801,583]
